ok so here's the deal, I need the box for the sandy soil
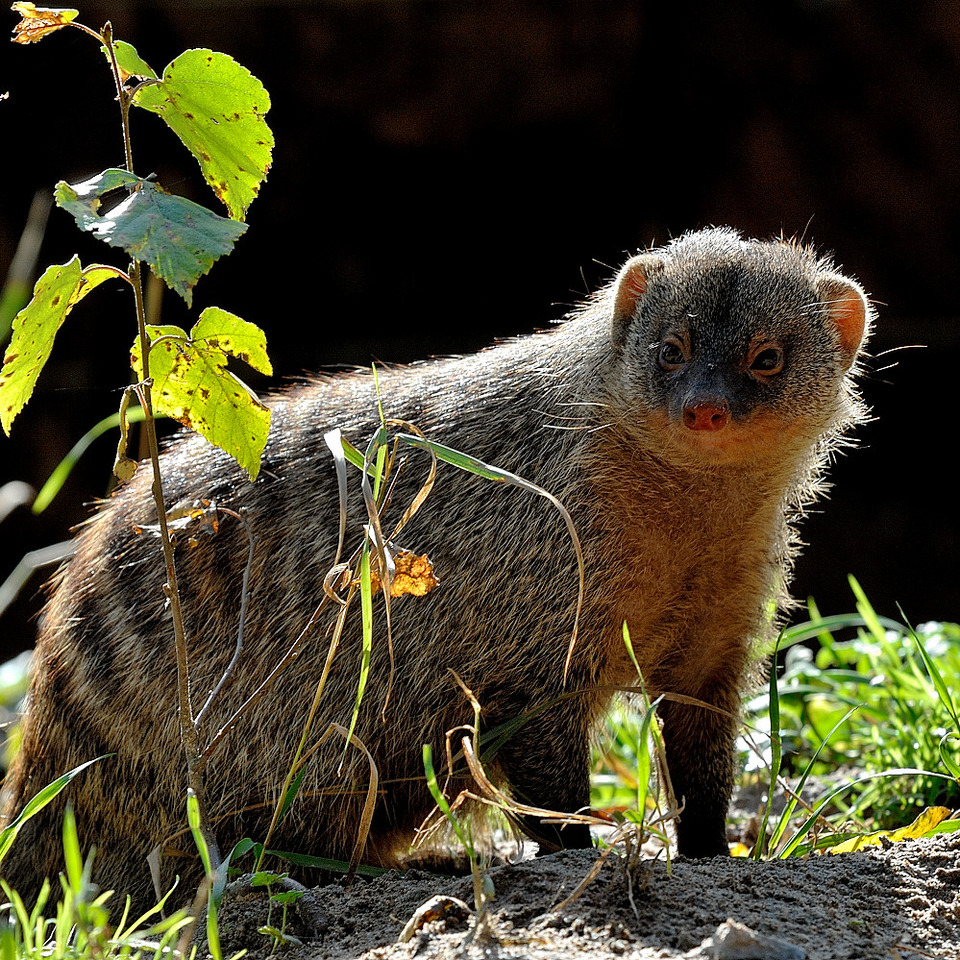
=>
[212,832,960,960]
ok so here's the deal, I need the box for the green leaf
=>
[0,756,107,865]
[940,733,960,780]
[907,619,960,730]
[277,765,308,822]
[270,890,305,905]
[56,171,247,306]
[132,49,274,221]
[105,39,157,81]
[130,310,271,479]
[344,545,374,753]
[54,168,143,228]
[0,258,117,434]
[61,804,83,892]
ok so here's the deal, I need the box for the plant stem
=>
[100,21,221,871]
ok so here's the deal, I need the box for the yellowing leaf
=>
[130,312,271,480]
[12,3,78,44]
[191,307,272,377]
[133,49,273,221]
[0,258,117,434]
[828,806,953,854]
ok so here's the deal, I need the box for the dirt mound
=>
[213,832,960,960]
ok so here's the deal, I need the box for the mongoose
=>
[1,227,871,909]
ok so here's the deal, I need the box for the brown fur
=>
[1,227,871,909]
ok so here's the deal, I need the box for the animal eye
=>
[658,340,686,370]
[750,346,784,375]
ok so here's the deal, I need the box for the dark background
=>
[1,0,957,660]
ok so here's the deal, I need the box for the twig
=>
[195,508,257,726]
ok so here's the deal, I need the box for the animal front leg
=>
[658,687,740,858]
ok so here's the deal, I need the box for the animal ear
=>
[818,273,871,369]
[612,254,662,350]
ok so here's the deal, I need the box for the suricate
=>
[1,227,872,909]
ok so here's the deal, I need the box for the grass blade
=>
[0,756,107,865]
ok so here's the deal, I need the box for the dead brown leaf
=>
[11,3,79,44]
[368,549,439,598]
